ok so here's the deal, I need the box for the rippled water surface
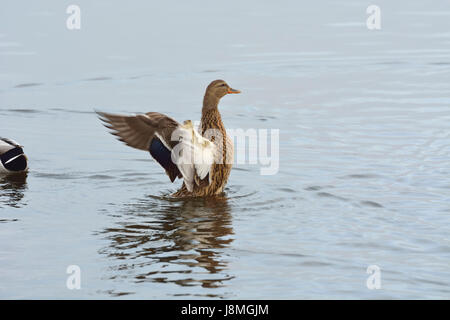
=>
[1,0,450,299]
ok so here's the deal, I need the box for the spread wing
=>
[96,111,178,151]
[97,111,215,191]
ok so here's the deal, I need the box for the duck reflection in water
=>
[0,172,28,209]
[98,194,234,291]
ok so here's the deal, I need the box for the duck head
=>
[203,80,240,111]
[206,79,241,98]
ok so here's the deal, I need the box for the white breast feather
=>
[170,121,216,192]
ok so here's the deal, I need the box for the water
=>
[1,0,450,299]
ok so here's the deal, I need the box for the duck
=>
[97,79,241,197]
[0,137,28,173]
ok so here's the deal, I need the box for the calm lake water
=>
[1,0,450,299]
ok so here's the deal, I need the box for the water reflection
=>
[98,195,234,295]
[0,172,28,209]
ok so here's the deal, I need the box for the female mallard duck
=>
[97,80,241,197]
[0,138,28,173]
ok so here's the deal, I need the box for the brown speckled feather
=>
[97,80,239,198]
[173,81,235,197]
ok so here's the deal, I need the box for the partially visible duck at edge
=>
[97,79,241,197]
[0,137,28,174]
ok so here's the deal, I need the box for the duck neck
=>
[201,94,224,133]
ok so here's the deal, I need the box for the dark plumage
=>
[0,138,28,173]
[149,137,181,182]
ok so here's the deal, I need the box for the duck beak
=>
[227,87,241,94]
